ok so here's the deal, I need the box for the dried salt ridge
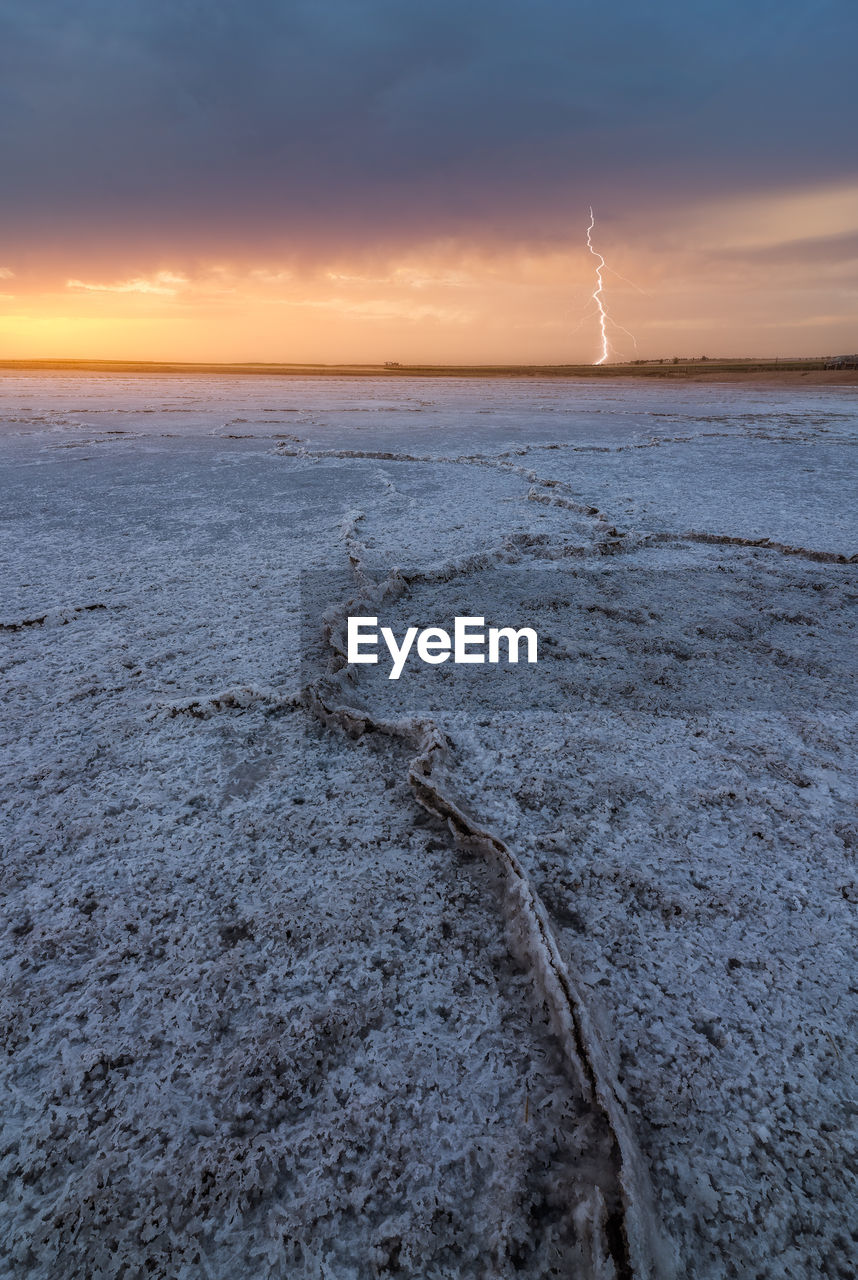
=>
[302,508,672,1279]
[1,374,857,1278]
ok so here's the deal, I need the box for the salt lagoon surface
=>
[1,373,857,1278]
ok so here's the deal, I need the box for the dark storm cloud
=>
[0,0,854,254]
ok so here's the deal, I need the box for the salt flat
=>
[1,374,856,1279]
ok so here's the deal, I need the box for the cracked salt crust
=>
[1,373,857,1278]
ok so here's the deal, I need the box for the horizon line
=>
[0,355,847,381]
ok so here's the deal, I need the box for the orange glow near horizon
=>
[2,183,856,364]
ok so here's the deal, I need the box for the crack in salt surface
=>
[299,511,674,1280]
[151,685,299,720]
[0,603,108,632]
[644,530,858,565]
[275,443,614,523]
[276,444,854,564]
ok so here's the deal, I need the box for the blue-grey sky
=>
[1,0,853,249]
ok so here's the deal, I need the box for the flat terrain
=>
[0,357,854,386]
[1,374,856,1278]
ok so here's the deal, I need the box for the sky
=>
[0,0,856,363]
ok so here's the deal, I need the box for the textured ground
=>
[1,373,856,1278]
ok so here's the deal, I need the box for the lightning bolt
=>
[586,206,636,365]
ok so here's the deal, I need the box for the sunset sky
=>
[1,0,856,363]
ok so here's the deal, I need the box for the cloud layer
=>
[1,0,855,255]
[0,1,855,359]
